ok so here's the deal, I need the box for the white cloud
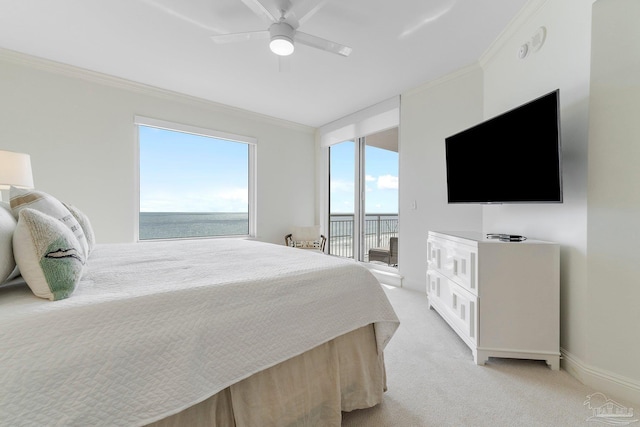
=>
[377,175,398,190]
[141,188,248,212]
[330,179,354,192]
[217,188,248,202]
[365,175,376,182]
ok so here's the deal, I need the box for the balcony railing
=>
[329,213,398,260]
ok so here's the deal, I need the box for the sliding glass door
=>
[364,131,399,265]
[328,129,398,265]
[329,140,356,258]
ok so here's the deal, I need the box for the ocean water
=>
[139,212,249,240]
[139,212,398,246]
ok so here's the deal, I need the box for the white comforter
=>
[0,239,399,427]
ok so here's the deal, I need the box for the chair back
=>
[285,225,326,253]
[389,237,398,265]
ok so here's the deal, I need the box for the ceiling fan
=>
[211,0,352,57]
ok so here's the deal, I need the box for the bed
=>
[0,237,399,427]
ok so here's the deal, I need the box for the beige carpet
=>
[342,286,635,426]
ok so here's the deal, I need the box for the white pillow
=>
[13,208,85,301]
[63,203,95,255]
[291,225,321,242]
[10,187,89,259]
[0,202,18,283]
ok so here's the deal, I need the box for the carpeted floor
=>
[342,286,635,426]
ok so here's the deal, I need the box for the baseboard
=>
[561,347,640,406]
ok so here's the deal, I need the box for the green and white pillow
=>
[63,203,96,255]
[10,187,89,259]
[13,208,85,301]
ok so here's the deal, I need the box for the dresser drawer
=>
[426,270,478,345]
[426,268,441,298]
[443,244,477,295]
[427,238,442,270]
[428,236,478,295]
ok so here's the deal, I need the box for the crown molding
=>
[0,47,314,134]
[479,0,549,68]
[402,0,550,99]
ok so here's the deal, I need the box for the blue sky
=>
[140,126,398,214]
[139,126,248,212]
[330,141,399,214]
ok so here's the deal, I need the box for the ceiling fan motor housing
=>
[269,21,295,55]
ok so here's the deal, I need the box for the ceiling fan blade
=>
[239,0,277,23]
[278,55,291,73]
[211,30,269,44]
[138,0,229,34]
[295,32,352,57]
[285,0,327,26]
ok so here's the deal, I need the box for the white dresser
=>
[426,231,560,369]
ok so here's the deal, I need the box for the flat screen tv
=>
[445,89,562,204]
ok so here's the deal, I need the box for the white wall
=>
[398,66,484,291]
[0,50,316,245]
[587,0,640,402]
[398,0,640,405]
[480,0,639,405]
[481,0,593,369]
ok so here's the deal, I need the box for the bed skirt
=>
[147,324,385,427]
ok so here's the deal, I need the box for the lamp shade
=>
[0,150,34,189]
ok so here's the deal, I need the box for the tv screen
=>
[445,89,562,204]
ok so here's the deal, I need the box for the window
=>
[135,117,256,240]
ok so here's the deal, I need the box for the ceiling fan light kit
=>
[211,0,352,58]
[269,21,295,56]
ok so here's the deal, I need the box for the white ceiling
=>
[0,0,528,128]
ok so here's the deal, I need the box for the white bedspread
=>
[0,239,399,427]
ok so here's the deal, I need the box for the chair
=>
[368,237,398,266]
[285,225,327,253]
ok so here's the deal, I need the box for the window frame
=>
[134,116,257,242]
